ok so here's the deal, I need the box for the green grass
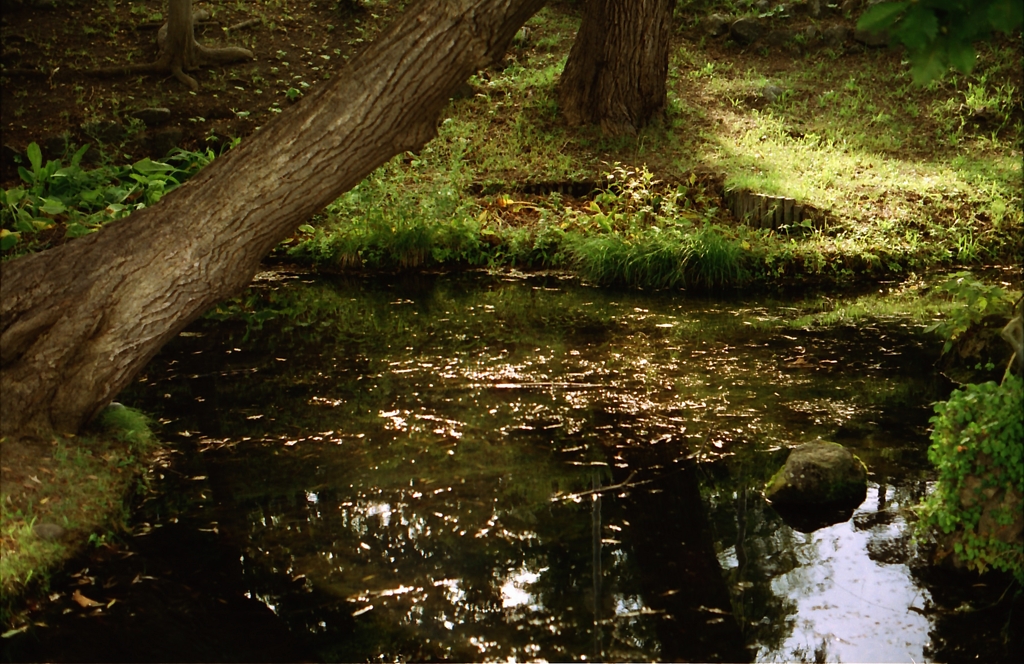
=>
[277,4,1021,286]
[564,223,745,289]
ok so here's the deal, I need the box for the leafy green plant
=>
[595,162,665,223]
[1,143,216,258]
[925,271,1015,353]
[918,374,1024,580]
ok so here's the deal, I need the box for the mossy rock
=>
[765,441,868,510]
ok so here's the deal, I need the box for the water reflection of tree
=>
[703,458,803,654]
[202,417,664,661]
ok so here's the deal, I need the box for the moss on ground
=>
[0,406,162,626]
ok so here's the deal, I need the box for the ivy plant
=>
[918,373,1024,580]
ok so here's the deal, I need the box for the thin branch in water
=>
[552,471,645,502]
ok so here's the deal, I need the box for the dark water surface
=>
[5,272,1021,662]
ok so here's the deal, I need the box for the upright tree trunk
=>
[559,0,673,136]
[92,0,253,89]
[162,0,200,85]
[158,0,253,89]
[0,0,545,442]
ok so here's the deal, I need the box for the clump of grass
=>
[288,185,487,270]
[566,224,745,289]
[96,403,158,449]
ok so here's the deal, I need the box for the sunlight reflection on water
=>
[760,485,929,662]
[125,274,972,662]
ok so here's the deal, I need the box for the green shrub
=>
[918,374,1024,580]
[924,271,1015,354]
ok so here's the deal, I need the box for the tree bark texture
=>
[558,0,673,135]
[0,0,545,441]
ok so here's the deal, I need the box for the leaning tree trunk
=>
[0,0,545,442]
[558,0,673,135]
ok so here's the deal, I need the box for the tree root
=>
[79,8,253,90]
[168,44,254,90]
[87,47,252,91]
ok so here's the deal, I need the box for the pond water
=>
[6,272,1020,662]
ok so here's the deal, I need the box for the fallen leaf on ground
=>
[72,590,102,608]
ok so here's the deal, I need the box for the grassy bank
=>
[0,407,161,628]
[277,3,1022,286]
[3,3,1022,288]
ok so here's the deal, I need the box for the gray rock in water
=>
[854,28,889,47]
[730,17,767,45]
[33,523,66,542]
[765,441,868,509]
[131,107,172,126]
[705,14,731,37]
